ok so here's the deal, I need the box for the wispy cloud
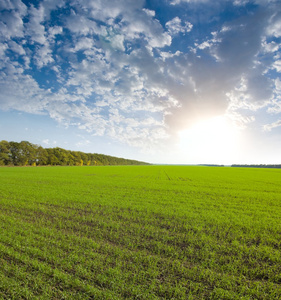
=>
[263,120,281,132]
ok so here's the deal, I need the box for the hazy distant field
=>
[0,165,280,299]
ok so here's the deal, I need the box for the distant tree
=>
[72,151,82,166]
[80,153,88,166]
[46,149,60,165]
[53,148,69,165]
[9,141,34,166]
[20,141,36,165]
[36,146,48,165]
[67,152,75,166]
[0,140,12,165]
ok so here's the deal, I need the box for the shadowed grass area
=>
[0,165,280,299]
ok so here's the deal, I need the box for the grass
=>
[0,165,280,299]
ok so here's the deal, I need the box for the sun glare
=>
[178,116,240,164]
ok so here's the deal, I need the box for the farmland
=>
[0,165,280,299]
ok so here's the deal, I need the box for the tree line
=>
[231,164,281,169]
[0,140,149,167]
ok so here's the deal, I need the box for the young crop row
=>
[0,165,280,299]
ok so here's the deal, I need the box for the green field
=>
[0,165,280,299]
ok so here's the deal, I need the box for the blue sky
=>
[1,0,281,164]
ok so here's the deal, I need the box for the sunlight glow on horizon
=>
[177,116,242,165]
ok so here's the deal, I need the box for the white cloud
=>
[166,17,193,36]
[120,11,172,48]
[103,29,125,51]
[69,37,95,53]
[0,42,8,57]
[262,41,280,53]
[76,139,90,147]
[0,10,25,40]
[34,45,54,68]
[142,8,155,17]
[48,26,63,38]
[42,139,50,145]
[160,50,182,61]
[83,0,146,23]
[0,0,27,13]
[0,62,48,113]
[275,78,281,90]
[171,0,278,4]
[25,4,46,44]
[66,14,102,36]
[227,112,255,130]
[170,0,209,4]
[267,12,281,38]
[23,3,62,69]
[263,120,281,132]
[8,40,25,55]
[233,0,249,5]
[197,41,211,50]
[273,60,281,72]
[40,0,65,19]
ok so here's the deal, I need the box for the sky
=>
[0,0,281,165]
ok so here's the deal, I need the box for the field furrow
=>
[0,165,280,299]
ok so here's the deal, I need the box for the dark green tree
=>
[0,140,12,165]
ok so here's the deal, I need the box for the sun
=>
[177,115,240,164]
